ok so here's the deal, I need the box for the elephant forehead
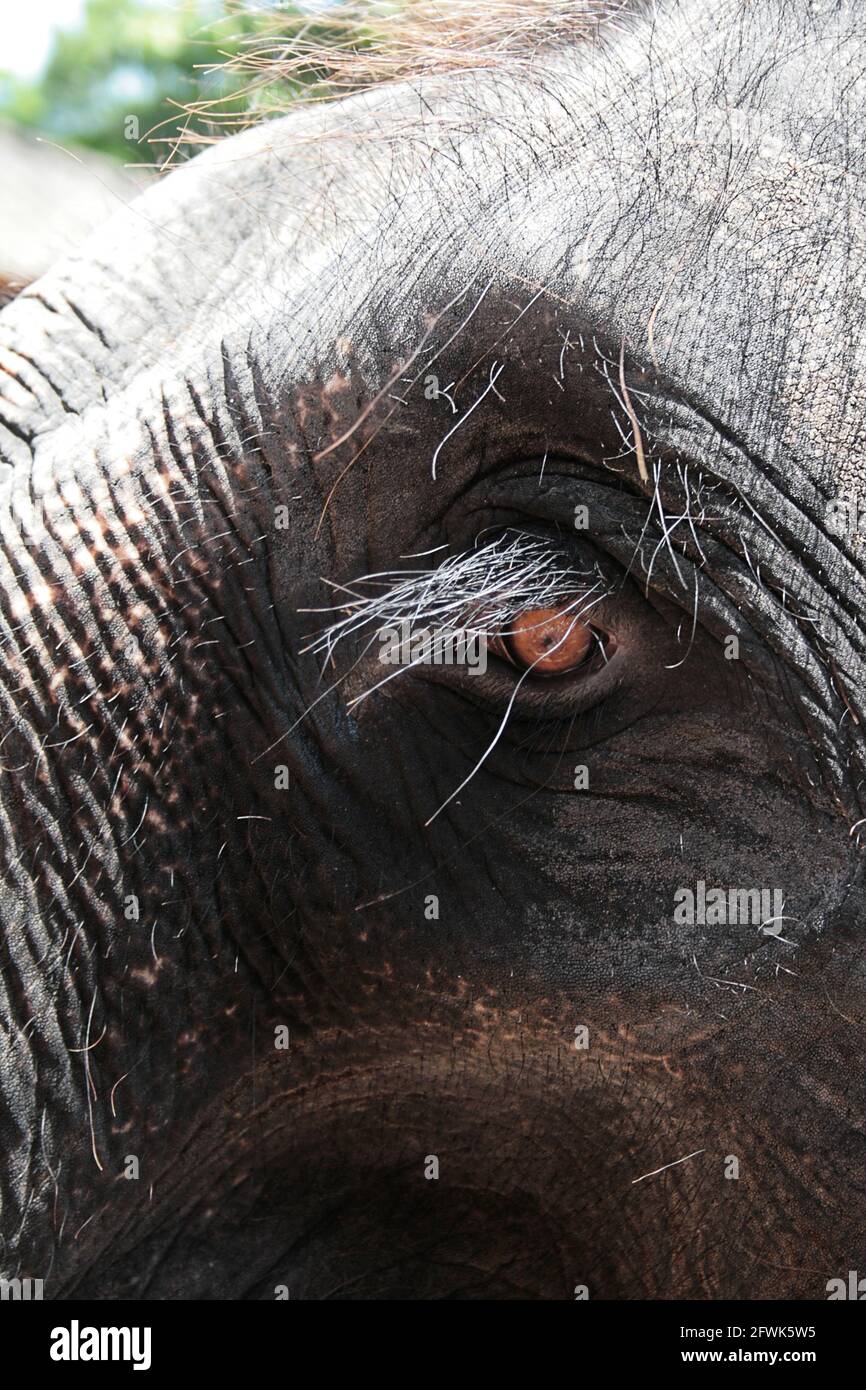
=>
[272,0,866,490]
[3,0,865,487]
[591,122,866,495]
[527,0,866,495]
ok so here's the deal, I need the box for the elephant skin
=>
[0,0,865,1299]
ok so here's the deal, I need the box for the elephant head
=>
[1,0,865,1299]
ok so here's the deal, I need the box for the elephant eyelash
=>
[294,532,616,826]
[299,529,605,682]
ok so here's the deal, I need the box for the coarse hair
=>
[177,0,635,151]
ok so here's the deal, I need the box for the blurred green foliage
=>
[0,0,365,164]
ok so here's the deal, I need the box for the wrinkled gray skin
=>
[1,0,865,1299]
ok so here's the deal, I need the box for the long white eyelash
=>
[250,532,609,791]
[299,531,602,671]
[295,532,611,821]
[345,578,608,716]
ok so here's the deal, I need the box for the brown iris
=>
[504,604,595,675]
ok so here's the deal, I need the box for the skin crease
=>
[1,0,866,1299]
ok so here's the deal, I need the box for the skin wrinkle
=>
[0,375,300,1284]
[0,0,864,1298]
[651,403,866,747]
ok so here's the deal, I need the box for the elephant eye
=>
[490,604,602,676]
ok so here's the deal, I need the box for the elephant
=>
[0,0,865,1300]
